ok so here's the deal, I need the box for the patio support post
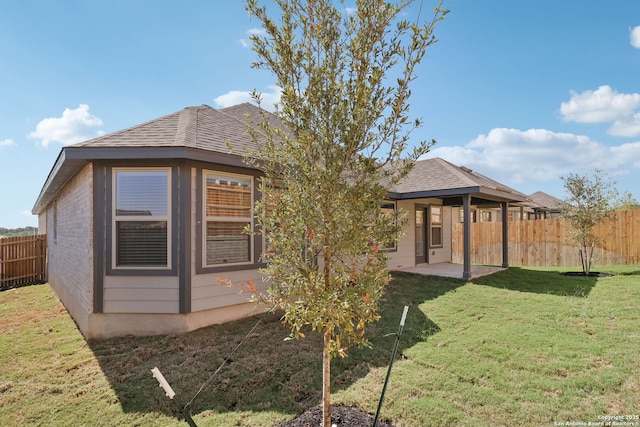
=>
[501,201,509,268]
[462,194,471,280]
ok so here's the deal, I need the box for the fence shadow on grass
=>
[87,271,464,423]
[616,269,640,276]
[472,266,598,297]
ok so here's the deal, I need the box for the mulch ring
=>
[278,405,395,427]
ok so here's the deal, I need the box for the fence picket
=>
[0,234,47,289]
[452,208,640,267]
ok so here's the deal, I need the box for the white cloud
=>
[609,112,640,137]
[240,27,267,48]
[214,85,282,112]
[0,138,15,147]
[631,25,640,48]
[560,85,640,124]
[424,127,640,186]
[610,141,640,168]
[247,28,266,37]
[214,90,254,107]
[29,104,104,147]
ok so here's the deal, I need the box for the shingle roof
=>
[72,103,267,154]
[391,157,527,201]
[32,103,276,214]
[33,104,527,214]
[527,191,562,210]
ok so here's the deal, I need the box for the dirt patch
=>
[278,405,395,427]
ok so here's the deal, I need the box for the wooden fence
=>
[0,234,47,290]
[452,208,640,267]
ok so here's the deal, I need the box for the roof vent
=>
[460,166,473,173]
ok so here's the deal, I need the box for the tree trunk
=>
[586,245,595,275]
[322,329,332,427]
[579,248,586,274]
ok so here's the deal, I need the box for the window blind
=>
[114,169,169,268]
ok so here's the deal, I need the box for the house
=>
[32,104,526,339]
[526,191,563,219]
[387,158,527,276]
[469,190,563,222]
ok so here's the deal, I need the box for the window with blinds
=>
[430,205,443,248]
[113,169,170,268]
[204,172,252,266]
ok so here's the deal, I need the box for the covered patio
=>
[396,262,505,280]
[390,158,528,279]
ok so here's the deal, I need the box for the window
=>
[415,209,424,258]
[458,207,478,223]
[204,172,253,266]
[113,169,170,268]
[381,201,397,251]
[479,210,492,222]
[430,206,443,248]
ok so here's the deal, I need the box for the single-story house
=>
[32,104,526,339]
[526,191,563,219]
[464,190,563,222]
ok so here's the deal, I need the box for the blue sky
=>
[1,1,640,228]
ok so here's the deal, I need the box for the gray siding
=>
[102,275,179,313]
[191,269,264,312]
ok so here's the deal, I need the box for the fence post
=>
[36,236,43,282]
[0,237,4,288]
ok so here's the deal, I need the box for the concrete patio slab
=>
[395,263,505,280]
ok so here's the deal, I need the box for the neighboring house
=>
[477,190,562,222]
[32,104,526,339]
[526,191,563,219]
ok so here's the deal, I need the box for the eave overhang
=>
[31,146,252,215]
[387,185,527,206]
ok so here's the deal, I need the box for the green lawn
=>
[1,266,639,426]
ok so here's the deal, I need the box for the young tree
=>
[560,169,637,275]
[242,0,447,425]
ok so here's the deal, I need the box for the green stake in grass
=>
[373,305,409,427]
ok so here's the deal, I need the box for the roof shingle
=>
[391,157,526,200]
[72,104,267,154]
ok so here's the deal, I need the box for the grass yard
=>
[1,265,639,426]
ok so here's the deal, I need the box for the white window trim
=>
[112,167,172,270]
[202,170,254,268]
